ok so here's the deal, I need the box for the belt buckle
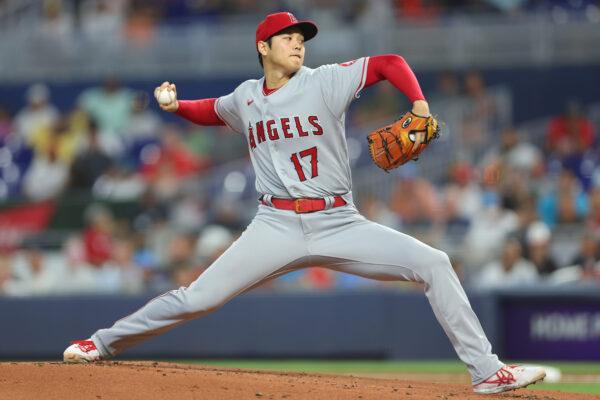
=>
[294,199,304,213]
[294,198,310,214]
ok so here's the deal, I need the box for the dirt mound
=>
[0,361,593,400]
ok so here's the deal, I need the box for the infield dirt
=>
[0,361,595,400]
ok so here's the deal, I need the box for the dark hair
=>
[258,37,273,68]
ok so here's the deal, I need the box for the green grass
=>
[533,382,600,395]
[176,359,600,395]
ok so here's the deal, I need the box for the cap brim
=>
[273,21,318,42]
[295,21,318,41]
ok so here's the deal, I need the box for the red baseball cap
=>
[255,12,318,46]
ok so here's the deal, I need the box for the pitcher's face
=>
[260,28,305,74]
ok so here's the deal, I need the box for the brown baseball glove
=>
[367,111,440,172]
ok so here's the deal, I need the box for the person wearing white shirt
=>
[476,237,539,289]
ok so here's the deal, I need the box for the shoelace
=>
[483,367,516,386]
[71,340,96,353]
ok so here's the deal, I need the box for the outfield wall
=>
[1,287,598,361]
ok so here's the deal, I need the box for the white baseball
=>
[157,89,175,105]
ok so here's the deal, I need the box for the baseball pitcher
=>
[64,12,545,394]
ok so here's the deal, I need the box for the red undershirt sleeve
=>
[175,98,225,126]
[364,54,425,103]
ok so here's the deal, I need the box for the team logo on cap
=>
[288,12,297,23]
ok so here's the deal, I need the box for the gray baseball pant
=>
[92,204,502,384]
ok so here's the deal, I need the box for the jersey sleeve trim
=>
[354,57,370,99]
[214,97,243,134]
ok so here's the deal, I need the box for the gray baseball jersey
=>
[91,58,503,384]
[215,58,368,199]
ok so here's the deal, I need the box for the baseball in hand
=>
[157,89,176,105]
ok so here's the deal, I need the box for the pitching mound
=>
[0,361,593,400]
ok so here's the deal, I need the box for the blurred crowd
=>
[0,79,248,201]
[3,0,600,47]
[0,78,253,296]
[0,69,599,296]
[354,71,600,290]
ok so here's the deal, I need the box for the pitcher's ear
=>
[257,41,270,56]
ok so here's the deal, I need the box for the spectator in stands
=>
[511,195,538,249]
[0,253,17,296]
[547,101,598,191]
[129,231,158,283]
[124,92,162,141]
[59,235,98,294]
[70,120,112,190]
[460,71,501,161]
[586,187,600,234]
[195,224,234,268]
[184,124,216,164]
[304,268,336,290]
[29,111,87,164]
[140,125,209,203]
[359,194,401,230]
[80,0,124,39]
[82,205,115,267]
[486,127,543,176]
[203,124,246,165]
[389,172,443,229]
[9,245,62,296]
[166,232,200,287]
[271,267,337,292]
[559,149,598,193]
[462,168,519,271]
[481,128,543,215]
[141,124,206,179]
[14,83,59,144]
[428,71,464,161]
[394,0,442,19]
[538,169,588,228]
[39,0,74,39]
[430,71,462,104]
[170,193,208,233]
[209,197,249,232]
[442,161,482,228]
[525,221,558,276]
[93,165,146,201]
[475,237,538,289]
[352,84,403,126]
[132,189,169,231]
[123,2,160,47]
[78,77,135,155]
[22,133,69,201]
[0,106,13,141]
[99,236,145,294]
[146,163,181,202]
[355,0,396,29]
[570,232,600,282]
[556,189,587,226]
[547,100,595,157]
[131,191,172,275]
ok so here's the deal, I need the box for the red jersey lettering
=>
[248,123,256,149]
[295,117,309,137]
[256,121,266,143]
[280,118,293,138]
[266,119,279,141]
[308,116,323,135]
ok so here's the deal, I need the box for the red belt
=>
[261,195,347,214]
